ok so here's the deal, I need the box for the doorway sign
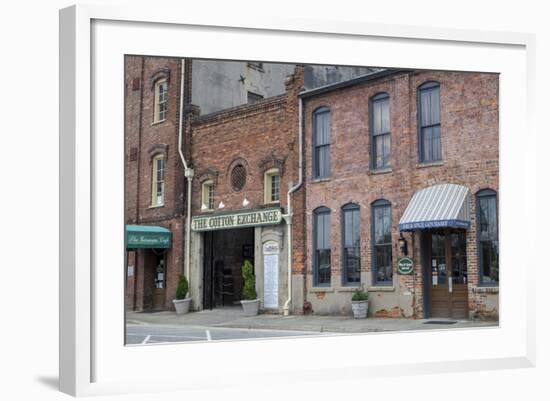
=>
[397,257,414,275]
[263,241,279,309]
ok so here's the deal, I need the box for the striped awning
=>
[399,184,470,231]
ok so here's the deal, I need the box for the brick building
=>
[300,69,499,319]
[125,57,499,320]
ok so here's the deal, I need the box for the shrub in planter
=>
[240,259,260,316]
[173,274,191,315]
[351,288,369,319]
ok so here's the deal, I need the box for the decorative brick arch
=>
[197,168,219,186]
[150,68,171,89]
[258,152,286,176]
[147,143,168,163]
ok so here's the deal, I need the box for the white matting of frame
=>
[59,4,535,397]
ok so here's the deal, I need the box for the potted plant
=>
[351,288,369,319]
[240,259,260,316]
[172,274,191,315]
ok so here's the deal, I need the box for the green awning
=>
[126,225,171,249]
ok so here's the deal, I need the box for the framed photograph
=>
[59,3,535,397]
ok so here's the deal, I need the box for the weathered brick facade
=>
[302,70,499,319]
[125,56,499,320]
[125,56,189,311]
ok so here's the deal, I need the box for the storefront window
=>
[372,199,392,285]
[314,207,331,286]
[477,189,499,285]
[342,203,360,285]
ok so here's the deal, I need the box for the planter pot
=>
[351,300,368,319]
[173,298,191,315]
[240,299,260,316]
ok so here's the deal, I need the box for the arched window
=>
[418,81,441,163]
[371,199,392,285]
[313,206,331,286]
[342,203,360,285]
[153,78,168,123]
[370,93,391,169]
[151,154,165,207]
[313,107,331,179]
[476,189,498,285]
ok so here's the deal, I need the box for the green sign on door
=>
[397,257,414,275]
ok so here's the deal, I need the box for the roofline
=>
[298,68,413,99]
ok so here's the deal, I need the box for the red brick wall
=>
[302,70,499,318]
[125,56,189,310]
[189,68,304,219]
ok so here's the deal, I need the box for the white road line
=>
[141,335,151,345]
[206,330,212,341]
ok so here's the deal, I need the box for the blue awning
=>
[399,184,470,231]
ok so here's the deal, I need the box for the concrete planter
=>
[240,299,260,316]
[351,300,368,319]
[173,298,191,315]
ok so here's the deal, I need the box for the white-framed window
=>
[201,180,214,211]
[153,78,168,123]
[151,155,165,206]
[264,168,280,203]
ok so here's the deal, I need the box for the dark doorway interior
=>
[203,227,255,309]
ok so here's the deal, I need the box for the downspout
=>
[282,96,303,316]
[177,59,194,284]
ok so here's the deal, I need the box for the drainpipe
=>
[282,96,303,316]
[177,59,194,284]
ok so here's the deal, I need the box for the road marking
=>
[206,330,212,341]
[141,335,151,345]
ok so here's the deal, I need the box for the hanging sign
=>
[397,257,414,275]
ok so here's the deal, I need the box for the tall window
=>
[477,189,499,285]
[201,180,214,211]
[372,199,392,285]
[151,155,165,206]
[264,168,280,203]
[342,203,360,285]
[313,107,331,179]
[313,207,331,286]
[370,93,391,169]
[418,82,441,163]
[154,78,168,123]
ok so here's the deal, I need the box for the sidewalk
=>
[127,307,498,334]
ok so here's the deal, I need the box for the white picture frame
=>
[59,4,536,397]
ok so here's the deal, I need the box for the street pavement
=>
[126,307,498,344]
[126,323,324,345]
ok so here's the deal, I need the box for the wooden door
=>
[428,231,469,319]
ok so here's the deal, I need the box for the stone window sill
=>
[311,177,331,184]
[472,286,499,294]
[148,204,164,209]
[151,119,166,126]
[367,286,396,292]
[416,161,444,169]
[369,168,392,175]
